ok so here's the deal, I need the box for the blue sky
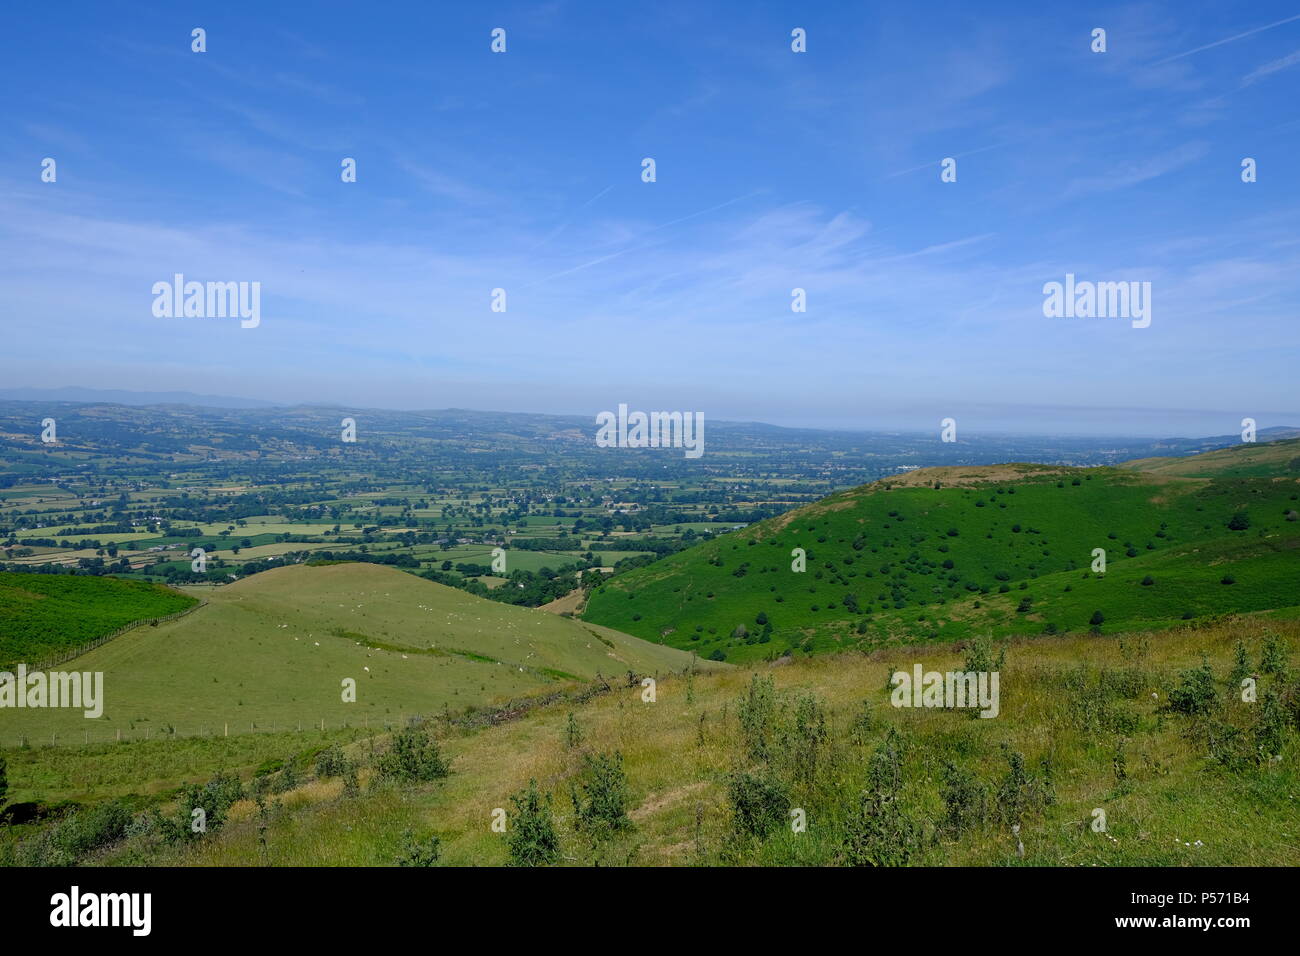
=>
[2,1,1298,435]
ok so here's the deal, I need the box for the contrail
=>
[1152,13,1300,65]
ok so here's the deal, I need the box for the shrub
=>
[570,751,631,840]
[737,674,778,762]
[1260,634,1288,676]
[506,780,560,866]
[995,746,1055,826]
[1254,691,1288,762]
[395,828,442,866]
[963,634,1006,673]
[1229,640,1251,686]
[840,729,922,866]
[939,762,988,837]
[16,800,134,866]
[565,712,582,749]
[727,770,787,839]
[172,770,244,841]
[376,724,450,783]
[315,745,349,778]
[1167,658,1218,716]
[1227,512,1251,531]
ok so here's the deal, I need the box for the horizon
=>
[1,384,1297,442]
[3,2,1299,436]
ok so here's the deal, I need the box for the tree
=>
[1227,511,1251,531]
[1089,610,1105,627]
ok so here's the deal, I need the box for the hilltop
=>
[0,562,712,747]
[582,440,1300,663]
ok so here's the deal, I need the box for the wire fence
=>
[6,713,434,749]
[2,669,665,749]
[24,599,208,673]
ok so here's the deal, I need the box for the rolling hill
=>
[0,562,712,746]
[582,440,1300,663]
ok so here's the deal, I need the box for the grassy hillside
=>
[0,573,197,669]
[4,615,1295,866]
[0,563,713,747]
[1122,436,1300,478]
[583,445,1300,663]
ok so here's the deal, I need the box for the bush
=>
[16,800,134,866]
[570,751,631,840]
[395,828,442,866]
[506,780,560,866]
[727,771,787,839]
[376,724,450,783]
[1260,634,1288,676]
[315,745,349,778]
[1167,658,1218,716]
[840,729,923,866]
[940,762,989,837]
[172,770,244,841]
[737,674,778,762]
[785,693,829,786]
[1227,512,1251,531]
[963,634,1006,673]
[995,746,1055,826]
[1255,691,1288,762]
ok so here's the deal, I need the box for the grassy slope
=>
[0,562,713,748]
[23,614,1294,867]
[0,573,197,668]
[583,444,1300,663]
[1122,437,1300,478]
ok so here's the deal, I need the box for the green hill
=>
[0,562,713,746]
[0,572,197,669]
[583,444,1300,662]
[1122,435,1300,478]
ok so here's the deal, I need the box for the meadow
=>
[3,614,1294,867]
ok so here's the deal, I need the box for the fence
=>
[5,714,428,749]
[1,669,668,749]
[24,599,208,673]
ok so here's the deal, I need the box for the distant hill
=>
[0,562,714,743]
[0,387,280,409]
[583,441,1300,661]
[1123,436,1300,478]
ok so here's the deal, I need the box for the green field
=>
[0,562,713,748]
[583,444,1300,663]
[0,573,197,669]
